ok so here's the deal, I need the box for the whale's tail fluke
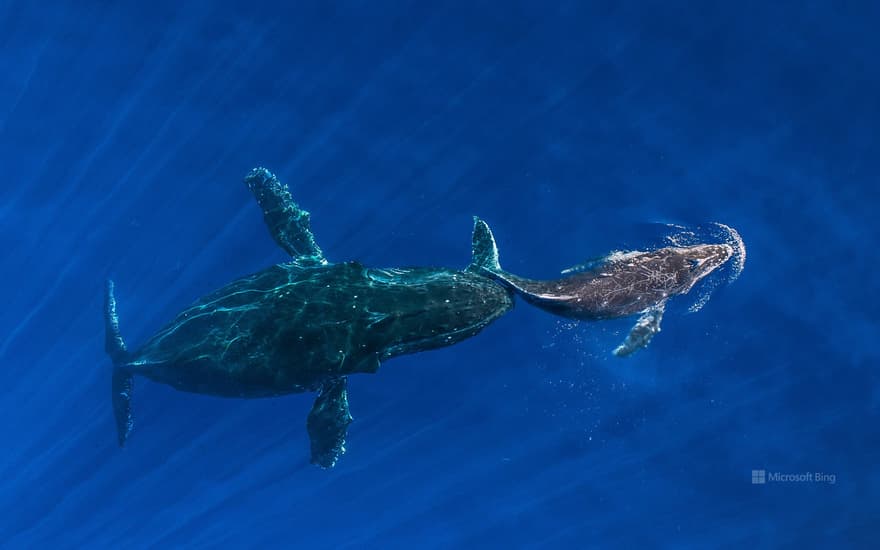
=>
[104,280,134,447]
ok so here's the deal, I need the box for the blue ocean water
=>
[1,1,877,547]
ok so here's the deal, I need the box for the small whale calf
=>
[470,219,739,356]
[104,168,742,467]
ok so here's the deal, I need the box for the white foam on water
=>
[712,222,747,283]
[687,287,714,313]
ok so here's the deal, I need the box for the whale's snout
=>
[682,244,734,289]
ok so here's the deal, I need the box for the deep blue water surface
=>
[1,1,878,548]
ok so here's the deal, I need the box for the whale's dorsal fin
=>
[245,167,326,264]
[469,217,501,272]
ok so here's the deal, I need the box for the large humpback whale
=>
[470,218,738,357]
[105,168,514,467]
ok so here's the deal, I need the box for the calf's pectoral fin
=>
[244,167,326,264]
[613,303,666,357]
[307,377,353,468]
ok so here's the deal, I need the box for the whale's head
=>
[676,243,734,292]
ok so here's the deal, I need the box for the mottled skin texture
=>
[123,262,513,397]
[487,244,733,321]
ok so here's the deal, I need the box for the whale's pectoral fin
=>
[112,368,134,446]
[613,303,666,357]
[561,255,611,275]
[244,167,326,264]
[104,280,134,446]
[307,377,353,468]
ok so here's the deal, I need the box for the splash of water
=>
[712,222,747,282]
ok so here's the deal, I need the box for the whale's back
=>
[127,261,512,397]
